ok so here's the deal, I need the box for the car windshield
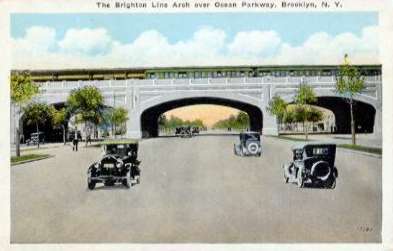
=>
[106,145,129,156]
[244,133,260,141]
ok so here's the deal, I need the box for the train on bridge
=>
[13,64,381,82]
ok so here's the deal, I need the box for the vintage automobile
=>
[87,140,141,190]
[25,132,45,146]
[192,127,200,135]
[233,132,262,157]
[175,126,192,138]
[282,143,338,189]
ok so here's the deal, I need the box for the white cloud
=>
[13,26,56,53]
[228,30,281,57]
[58,28,112,54]
[11,25,380,70]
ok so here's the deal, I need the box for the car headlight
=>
[116,162,122,168]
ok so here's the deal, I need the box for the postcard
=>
[0,0,392,251]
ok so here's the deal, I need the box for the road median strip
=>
[269,135,381,156]
[11,154,53,166]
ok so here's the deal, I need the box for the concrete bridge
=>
[12,75,382,141]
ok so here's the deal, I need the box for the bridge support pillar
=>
[262,111,279,136]
[373,108,382,141]
[126,109,142,139]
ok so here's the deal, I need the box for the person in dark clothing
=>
[74,138,79,151]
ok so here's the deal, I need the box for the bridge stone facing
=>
[13,76,382,141]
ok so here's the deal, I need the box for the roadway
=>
[11,135,381,243]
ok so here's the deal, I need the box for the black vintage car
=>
[175,126,192,138]
[87,140,141,190]
[282,143,338,189]
[26,132,45,146]
[234,132,262,157]
[192,127,200,135]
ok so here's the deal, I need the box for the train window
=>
[194,72,201,78]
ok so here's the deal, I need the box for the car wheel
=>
[87,168,96,190]
[297,170,304,188]
[326,177,336,189]
[122,171,131,188]
[87,176,96,190]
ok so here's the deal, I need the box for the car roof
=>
[100,139,139,145]
[291,141,336,150]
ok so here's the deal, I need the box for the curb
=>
[337,147,382,159]
[11,155,53,166]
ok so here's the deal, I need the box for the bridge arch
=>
[279,94,377,134]
[139,95,264,138]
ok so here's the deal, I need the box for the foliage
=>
[52,108,68,144]
[213,112,249,130]
[335,54,366,145]
[294,83,318,140]
[11,72,39,104]
[336,54,365,99]
[160,115,207,130]
[23,103,55,128]
[67,86,105,123]
[295,84,317,105]
[66,86,105,140]
[111,107,129,127]
[23,103,55,148]
[267,96,288,123]
[52,108,67,128]
[11,72,40,156]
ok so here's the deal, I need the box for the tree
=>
[23,103,54,149]
[67,86,104,146]
[52,108,68,145]
[267,96,288,133]
[294,83,317,140]
[110,107,129,137]
[10,72,40,156]
[335,54,365,145]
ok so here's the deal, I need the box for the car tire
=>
[297,170,304,188]
[247,143,259,155]
[87,168,96,190]
[326,177,336,189]
[122,171,131,188]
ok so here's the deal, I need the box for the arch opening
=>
[21,102,68,143]
[314,97,376,134]
[140,97,263,138]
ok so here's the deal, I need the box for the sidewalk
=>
[282,133,382,148]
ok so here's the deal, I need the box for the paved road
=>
[11,136,381,243]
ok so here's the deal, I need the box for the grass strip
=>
[338,144,382,155]
[11,154,51,165]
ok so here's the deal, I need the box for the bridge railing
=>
[39,75,381,90]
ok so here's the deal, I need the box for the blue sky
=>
[10,12,379,69]
[11,12,377,46]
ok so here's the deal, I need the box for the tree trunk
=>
[85,122,88,147]
[62,125,66,145]
[16,127,21,157]
[15,105,21,157]
[303,121,308,141]
[350,99,356,145]
[36,122,40,149]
